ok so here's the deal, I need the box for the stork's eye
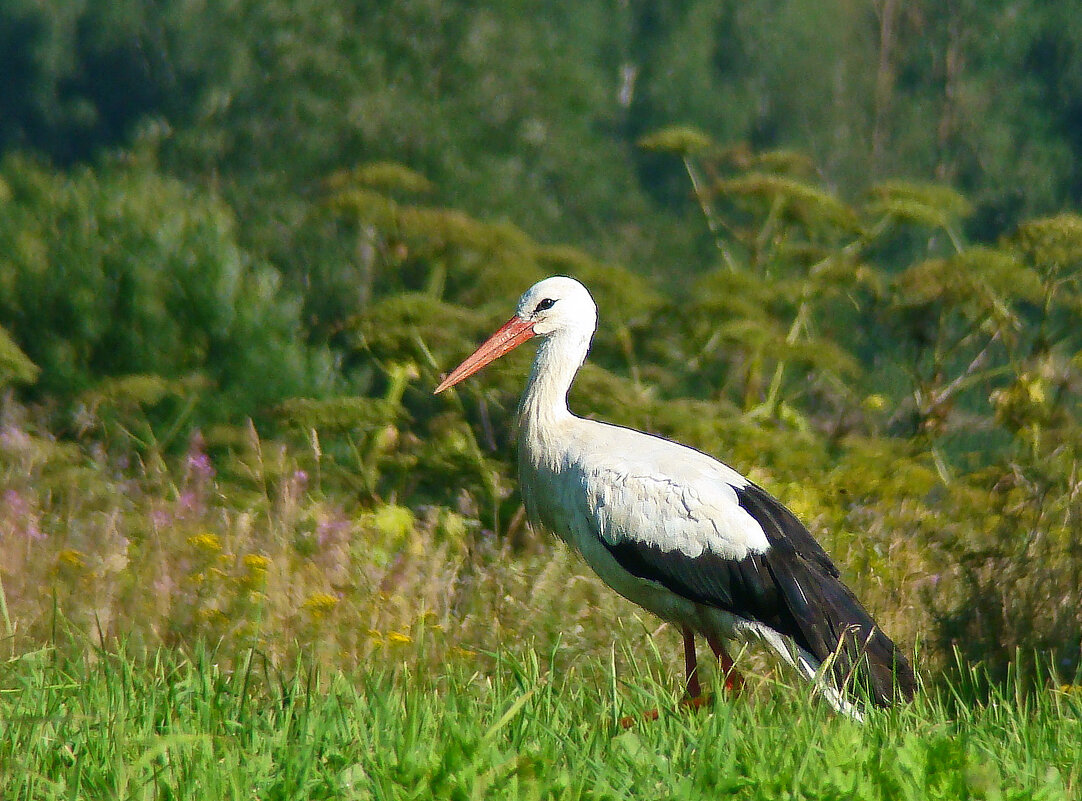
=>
[533,298,556,314]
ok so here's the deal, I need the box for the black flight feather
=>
[602,482,916,708]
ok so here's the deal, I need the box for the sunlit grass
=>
[1,643,1079,800]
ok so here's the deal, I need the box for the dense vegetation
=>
[3,4,1082,787]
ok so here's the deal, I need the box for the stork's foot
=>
[618,692,718,727]
[618,708,659,728]
[618,694,711,728]
[720,666,745,695]
[618,629,744,728]
[707,633,746,696]
[680,693,711,712]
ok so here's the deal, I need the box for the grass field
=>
[2,415,1081,799]
[2,642,1080,801]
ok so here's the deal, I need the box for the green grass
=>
[2,644,1079,800]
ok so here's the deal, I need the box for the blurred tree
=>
[878,1,1077,234]
[4,0,1082,282]
[0,0,199,163]
[0,156,332,425]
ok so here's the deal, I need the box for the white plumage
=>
[436,276,915,716]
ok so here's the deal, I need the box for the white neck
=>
[518,327,591,433]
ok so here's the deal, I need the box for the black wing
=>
[603,482,916,707]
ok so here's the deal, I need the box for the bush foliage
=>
[0,156,332,428]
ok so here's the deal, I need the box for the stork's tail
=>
[771,561,917,709]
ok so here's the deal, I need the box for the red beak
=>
[434,316,536,394]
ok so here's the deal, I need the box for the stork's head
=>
[515,276,597,338]
[434,276,597,393]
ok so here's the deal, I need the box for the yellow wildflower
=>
[197,607,228,623]
[387,631,412,645]
[57,549,86,570]
[238,554,271,590]
[187,533,222,552]
[243,554,271,571]
[302,592,340,616]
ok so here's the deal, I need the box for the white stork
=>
[435,276,916,717]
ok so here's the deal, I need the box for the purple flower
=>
[186,451,214,480]
[0,426,31,452]
[24,519,44,541]
[185,431,215,481]
[151,508,172,529]
[176,491,200,515]
[3,489,27,516]
[316,512,350,547]
[153,573,176,598]
[2,489,44,541]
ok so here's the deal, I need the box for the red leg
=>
[619,626,706,728]
[706,633,745,694]
[682,625,702,699]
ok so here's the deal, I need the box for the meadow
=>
[3,640,1080,800]
[1,413,1081,799]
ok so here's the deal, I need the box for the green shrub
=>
[0,156,332,426]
